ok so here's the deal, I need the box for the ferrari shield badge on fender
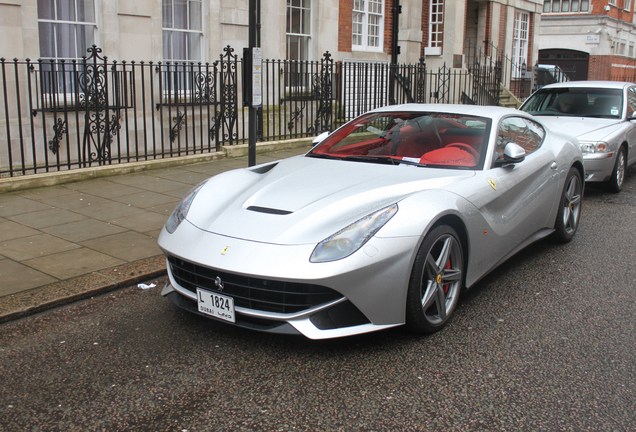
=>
[221,246,230,255]
[488,179,497,190]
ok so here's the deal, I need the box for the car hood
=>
[537,116,626,141]
[185,155,475,244]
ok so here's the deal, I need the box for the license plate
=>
[196,288,235,323]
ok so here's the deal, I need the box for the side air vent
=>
[247,206,292,215]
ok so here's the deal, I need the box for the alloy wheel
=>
[561,172,582,236]
[420,233,463,326]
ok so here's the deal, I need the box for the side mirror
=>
[495,142,526,166]
[312,131,330,146]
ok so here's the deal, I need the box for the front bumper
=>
[158,221,420,339]
[582,152,615,182]
[161,281,399,339]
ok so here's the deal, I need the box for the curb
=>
[0,255,166,324]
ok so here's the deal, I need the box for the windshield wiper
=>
[308,153,426,167]
[306,153,342,160]
[584,114,618,119]
[342,155,426,167]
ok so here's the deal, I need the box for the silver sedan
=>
[158,104,584,339]
[520,80,636,192]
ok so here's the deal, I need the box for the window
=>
[543,1,590,13]
[624,0,632,11]
[287,0,311,61]
[426,0,444,56]
[38,0,96,60]
[163,0,203,62]
[37,0,97,95]
[352,0,384,51]
[512,12,529,79]
[286,0,312,91]
[162,0,203,94]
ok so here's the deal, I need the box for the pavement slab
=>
[24,248,126,280]
[0,258,58,296]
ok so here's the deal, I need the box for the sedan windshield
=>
[521,88,623,119]
[308,112,491,170]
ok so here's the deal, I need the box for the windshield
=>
[308,112,491,170]
[521,87,623,119]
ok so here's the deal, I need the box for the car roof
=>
[369,103,523,121]
[539,80,634,90]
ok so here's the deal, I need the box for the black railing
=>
[2,45,503,178]
[465,40,533,104]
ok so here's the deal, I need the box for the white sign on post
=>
[252,47,262,107]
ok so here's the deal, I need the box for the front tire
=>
[607,147,627,193]
[405,225,464,334]
[553,167,582,243]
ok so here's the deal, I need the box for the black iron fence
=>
[464,40,536,105]
[1,45,504,178]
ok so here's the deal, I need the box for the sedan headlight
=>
[165,182,206,234]
[579,140,609,154]
[310,204,398,263]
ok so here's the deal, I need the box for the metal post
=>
[248,0,261,166]
[389,0,401,105]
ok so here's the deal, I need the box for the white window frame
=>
[162,0,204,96]
[162,0,203,62]
[425,0,444,56]
[286,0,312,61]
[624,0,631,11]
[352,0,385,52]
[38,0,97,60]
[286,0,312,93]
[512,11,529,79]
[542,1,590,13]
[37,0,98,98]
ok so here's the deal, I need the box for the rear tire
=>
[553,167,582,243]
[606,147,626,193]
[405,225,464,334]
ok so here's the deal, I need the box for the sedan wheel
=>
[406,225,464,334]
[554,167,582,243]
[607,147,626,193]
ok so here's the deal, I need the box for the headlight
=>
[579,141,609,154]
[165,182,206,234]
[310,204,398,263]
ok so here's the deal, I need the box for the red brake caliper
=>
[443,259,451,294]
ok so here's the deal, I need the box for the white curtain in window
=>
[163,0,202,61]
[38,0,95,59]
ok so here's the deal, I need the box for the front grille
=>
[167,255,342,314]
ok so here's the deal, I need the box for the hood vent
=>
[249,162,279,174]
[247,206,292,215]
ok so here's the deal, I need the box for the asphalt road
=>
[1,173,635,431]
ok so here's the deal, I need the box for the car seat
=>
[394,117,443,158]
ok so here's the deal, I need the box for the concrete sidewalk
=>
[0,144,308,322]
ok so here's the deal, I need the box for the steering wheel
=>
[446,142,479,158]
